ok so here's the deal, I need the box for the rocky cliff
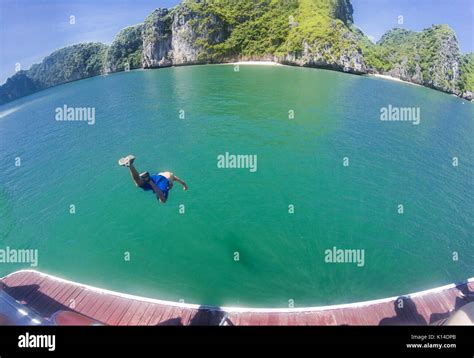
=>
[1,0,472,105]
[142,9,173,67]
[360,25,465,96]
[106,24,144,72]
[141,0,365,73]
[0,43,108,105]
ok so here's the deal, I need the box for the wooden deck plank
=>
[161,307,184,325]
[65,287,89,310]
[155,305,178,325]
[331,308,347,325]
[179,308,195,326]
[26,278,64,311]
[362,307,382,325]
[34,282,76,315]
[117,300,143,326]
[370,305,394,325]
[293,312,309,326]
[101,297,133,325]
[137,304,158,325]
[41,285,83,317]
[437,291,457,312]
[415,296,438,323]
[414,297,434,324]
[146,305,169,326]
[59,286,85,308]
[427,295,448,314]
[248,313,269,326]
[276,313,290,325]
[266,312,282,325]
[236,312,253,325]
[15,276,52,305]
[47,283,80,308]
[74,290,104,316]
[353,307,370,325]
[127,302,152,326]
[29,279,63,305]
[224,313,239,326]
[286,312,300,326]
[3,271,34,287]
[319,311,337,325]
[424,295,445,315]
[81,293,114,318]
[81,293,113,317]
[6,274,49,303]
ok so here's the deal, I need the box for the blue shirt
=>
[142,174,170,199]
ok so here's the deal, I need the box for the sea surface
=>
[0,64,472,307]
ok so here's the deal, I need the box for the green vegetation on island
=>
[360,25,464,93]
[106,24,144,72]
[459,53,474,93]
[0,43,108,104]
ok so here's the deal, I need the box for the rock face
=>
[0,43,108,105]
[365,26,464,95]
[422,26,461,92]
[142,9,173,68]
[387,58,423,85]
[106,24,144,72]
[281,24,366,73]
[0,71,39,104]
[334,0,354,25]
[142,5,229,67]
[282,38,366,73]
[171,5,228,65]
[140,0,363,72]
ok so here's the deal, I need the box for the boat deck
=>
[1,270,473,325]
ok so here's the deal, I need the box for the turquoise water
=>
[0,65,473,308]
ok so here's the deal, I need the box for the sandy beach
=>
[229,61,282,66]
[367,73,422,87]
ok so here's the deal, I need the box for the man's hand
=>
[174,175,188,191]
[156,192,166,203]
[147,179,166,203]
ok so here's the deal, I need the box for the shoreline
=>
[365,73,423,87]
[230,61,282,66]
[1,62,472,107]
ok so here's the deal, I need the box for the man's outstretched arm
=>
[173,175,188,191]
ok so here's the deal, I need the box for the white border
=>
[2,270,472,313]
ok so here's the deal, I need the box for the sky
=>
[0,0,473,84]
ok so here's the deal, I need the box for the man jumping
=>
[119,155,188,203]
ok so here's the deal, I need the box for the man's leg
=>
[129,164,144,187]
